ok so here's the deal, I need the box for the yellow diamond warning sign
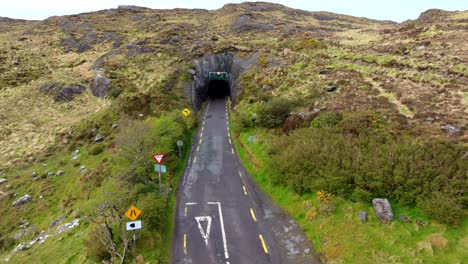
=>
[182,108,191,116]
[125,205,142,221]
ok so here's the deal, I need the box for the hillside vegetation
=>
[0,2,466,263]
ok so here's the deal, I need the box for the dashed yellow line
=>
[193,156,197,163]
[243,185,248,195]
[199,138,202,144]
[259,234,269,254]
[184,234,187,254]
[231,148,235,154]
[200,132,203,138]
[196,145,200,152]
[203,121,205,126]
[250,208,257,222]
[184,207,187,216]
[202,126,204,132]
[239,171,242,178]
[229,138,232,145]
[227,132,230,137]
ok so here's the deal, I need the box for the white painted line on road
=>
[195,216,212,246]
[200,132,203,138]
[259,234,269,254]
[196,145,200,152]
[208,202,229,259]
[203,120,205,126]
[184,207,187,216]
[229,138,232,145]
[243,185,248,196]
[231,148,235,154]
[239,171,242,178]
[202,126,205,132]
[186,202,198,205]
[199,138,203,144]
[193,156,197,163]
[250,208,257,222]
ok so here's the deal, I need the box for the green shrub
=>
[257,98,292,128]
[84,224,111,261]
[88,144,105,155]
[310,112,342,128]
[418,189,465,225]
[268,126,467,225]
[137,192,167,232]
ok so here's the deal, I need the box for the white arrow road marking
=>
[195,216,212,246]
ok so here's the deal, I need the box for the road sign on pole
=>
[182,108,191,116]
[154,164,167,173]
[177,140,183,160]
[126,220,142,231]
[153,154,165,164]
[124,205,142,221]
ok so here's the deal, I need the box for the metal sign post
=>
[152,154,165,193]
[124,206,143,264]
[177,140,183,160]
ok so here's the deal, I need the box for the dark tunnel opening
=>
[207,80,231,99]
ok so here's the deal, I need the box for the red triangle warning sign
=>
[153,154,165,164]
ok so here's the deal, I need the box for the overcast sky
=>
[1,0,467,22]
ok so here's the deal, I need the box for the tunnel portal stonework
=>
[190,52,260,111]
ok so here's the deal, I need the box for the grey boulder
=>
[0,178,6,184]
[91,75,111,97]
[55,85,86,102]
[12,194,32,207]
[358,211,367,222]
[56,171,64,176]
[372,198,393,222]
[94,134,105,143]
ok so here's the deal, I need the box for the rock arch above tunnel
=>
[189,52,261,111]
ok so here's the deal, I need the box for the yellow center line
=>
[228,138,232,145]
[184,207,187,216]
[250,208,257,222]
[227,132,230,137]
[193,156,197,163]
[259,234,269,254]
[196,145,200,152]
[239,171,242,178]
[184,234,187,254]
[202,126,204,132]
[199,138,202,144]
[231,148,234,154]
[243,185,248,195]
[203,121,205,126]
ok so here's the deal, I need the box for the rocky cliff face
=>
[0,2,466,167]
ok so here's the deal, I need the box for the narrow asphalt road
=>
[172,97,320,264]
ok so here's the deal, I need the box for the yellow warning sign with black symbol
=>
[124,205,142,221]
[182,108,191,116]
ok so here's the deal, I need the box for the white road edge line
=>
[186,202,198,205]
[208,202,229,259]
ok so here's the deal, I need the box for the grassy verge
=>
[230,116,467,263]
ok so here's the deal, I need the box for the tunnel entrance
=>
[207,80,230,99]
